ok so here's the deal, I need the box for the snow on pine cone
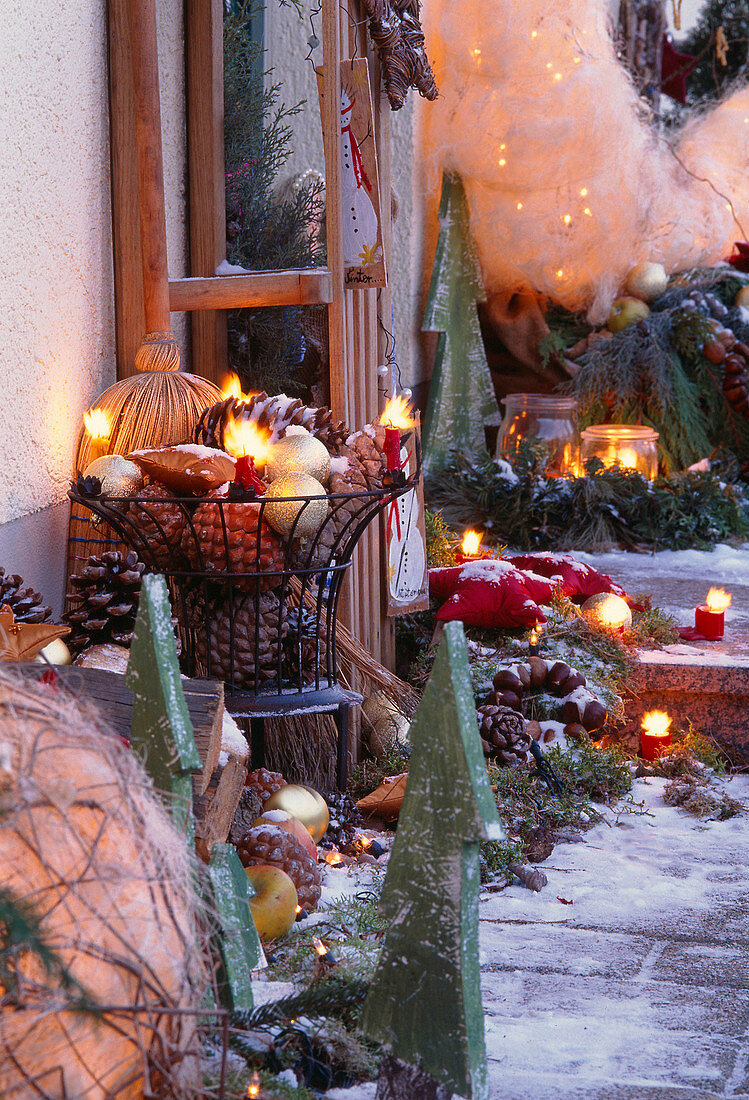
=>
[476,703,531,766]
[245,767,286,804]
[64,550,145,655]
[0,567,52,624]
[127,483,187,567]
[237,823,322,911]
[192,590,288,687]
[181,495,286,588]
[194,392,349,454]
[319,792,363,853]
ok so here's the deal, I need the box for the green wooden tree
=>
[360,621,502,1100]
[207,843,263,1011]
[422,174,499,475]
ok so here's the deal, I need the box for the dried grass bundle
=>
[0,668,207,1098]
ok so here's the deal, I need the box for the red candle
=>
[640,710,672,761]
[456,529,485,563]
[384,424,401,471]
[695,587,731,640]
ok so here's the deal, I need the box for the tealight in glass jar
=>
[580,424,659,480]
[496,394,579,477]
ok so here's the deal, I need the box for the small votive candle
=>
[640,710,672,761]
[457,529,485,563]
[695,587,731,640]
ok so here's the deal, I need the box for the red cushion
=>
[434,560,549,629]
[507,553,626,602]
[428,565,464,604]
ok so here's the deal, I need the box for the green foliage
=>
[232,977,371,1033]
[678,0,749,108]
[424,508,458,567]
[627,598,680,648]
[224,2,325,395]
[426,452,749,551]
[479,837,524,881]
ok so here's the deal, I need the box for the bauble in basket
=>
[264,783,329,843]
[83,454,144,497]
[265,430,331,485]
[263,472,329,539]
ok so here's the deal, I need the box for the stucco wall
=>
[0,0,187,611]
[264,1,426,395]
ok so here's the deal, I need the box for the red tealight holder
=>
[640,710,671,761]
[694,604,725,641]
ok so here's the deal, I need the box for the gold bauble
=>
[580,592,632,632]
[33,638,73,666]
[266,432,331,485]
[624,262,668,303]
[264,783,329,843]
[83,455,144,498]
[263,472,329,539]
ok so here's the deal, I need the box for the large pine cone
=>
[182,496,286,588]
[282,606,325,683]
[64,550,145,655]
[320,792,363,853]
[0,568,51,624]
[237,823,322,911]
[246,767,286,803]
[477,703,531,766]
[127,484,187,567]
[192,590,289,687]
[195,392,349,455]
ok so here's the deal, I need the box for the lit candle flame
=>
[222,371,256,403]
[83,407,111,441]
[641,710,672,738]
[313,935,328,957]
[529,629,538,645]
[325,850,343,867]
[461,530,483,558]
[615,448,639,470]
[379,394,414,430]
[706,587,731,613]
[295,905,302,914]
[223,418,271,465]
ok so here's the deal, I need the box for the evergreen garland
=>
[224,2,326,396]
[425,451,749,551]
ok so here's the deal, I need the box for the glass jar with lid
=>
[496,394,579,477]
[580,424,659,480]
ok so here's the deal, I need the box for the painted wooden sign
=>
[318,58,387,288]
[385,421,429,616]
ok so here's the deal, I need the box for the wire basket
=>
[68,473,415,716]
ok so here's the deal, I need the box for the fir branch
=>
[230,977,370,1033]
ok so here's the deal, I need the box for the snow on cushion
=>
[506,553,626,602]
[434,560,550,629]
[428,566,464,604]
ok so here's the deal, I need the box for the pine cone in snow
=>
[246,767,287,804]
[195,392,349,455]
[319,792,363,853]
[237,823,322,911]
[476,703,531,766]
[64,550,145,655]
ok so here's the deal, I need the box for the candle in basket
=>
[223,417,270,471]
[379,394,415,471]
[695,587,731,640]
[640,710,671,761]
[82,407,112,464]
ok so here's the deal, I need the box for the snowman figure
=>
[340,87,380,267]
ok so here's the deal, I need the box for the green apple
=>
[607,297,650,333]
[624,262,668,302]
[245,864,299,941]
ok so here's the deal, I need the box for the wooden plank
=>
[194,757,247,863]
[168,269,334,311]
[16,664,225,795]
[107,0,145,379]
[185,0,227,383]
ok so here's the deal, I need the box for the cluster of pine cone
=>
[683,289,749,421]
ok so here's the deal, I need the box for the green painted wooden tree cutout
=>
[360,621,502,1099]
[207,843,263,1011]
[125,573,201,793]
[421,173,499,475]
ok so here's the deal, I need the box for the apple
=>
[624,262,668,302]
[245,864,299,941]
[253,809,318,862]
[607,297,650,333]
[735,285,749,310]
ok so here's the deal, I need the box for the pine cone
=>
[127,483,187,567]
[282,605,325,683]
[192,590,289,687]
[64,550,145,655]
[195,392,349,455]
[723,350,749,417]
[237,823,322,911]
[0,568,51,624]
[182,496,286,588]
[476,703,531,766]
[320,792,363,853]
[246,768,286,803]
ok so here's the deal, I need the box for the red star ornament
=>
[661,35,698,105]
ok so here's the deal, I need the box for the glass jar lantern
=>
[580,424,659,480]
[496,394,579,477]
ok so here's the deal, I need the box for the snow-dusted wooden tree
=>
[421,174,499,474]
[361,621,502,1099]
